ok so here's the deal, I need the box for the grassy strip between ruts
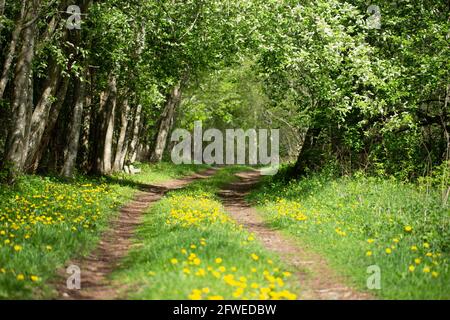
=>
[0,163,208,299]
[248,172,450,299]
[112,166,298,300]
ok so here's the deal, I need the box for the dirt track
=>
[219,170,372,300]
[56,168,217,300]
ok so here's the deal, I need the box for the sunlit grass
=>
[249,173,450,299]
[0,163,206,299]
[112,166,298,300]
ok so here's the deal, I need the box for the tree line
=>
[1,0,449,183]
[0,0,258,182]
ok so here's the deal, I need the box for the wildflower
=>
[195,269,206,276]
[367,239,375,244]
[202,288,210,294]
[215,258,222,264]
[14,245,22,252]
[385,248,392,254]
[393,238,399,243]
[414,258,421,265]
[404,226,412,232]
[422,267,430,273]
[408,265,415,272]
[208,295,224,300]
[183,268,191,274]
[181,248,187,255]
[16,274,25,281]
[423,242,430,249]
[251,253,259,261]
[410,246,418,251]
[30,275,39,282]
[193,258,201,266]
[366,251,373,257]
[431,272,439,278]
[170,258,178,265]
[426,252,432,257]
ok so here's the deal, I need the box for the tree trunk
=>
[29,76,70,172]
[150,83,182,163]
[291,127,322,177]
[112,97,130,172]
[0,0,5,16]
[0,0,26,98]
[23,61,61,171]
[128,103,142,163]
[61,76,86,178]
[79,81,92,172]
[101,74,117,174]
[3,0,38,179]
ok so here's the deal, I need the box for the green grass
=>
[112,166,299,300]
[0,163,207,299]
[248,171,450,299]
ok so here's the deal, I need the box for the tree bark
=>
[61,76,86,178]
[128,103,142,164]
[112,97,130,172]
[150,83,182,163]
[291,127,322,177]
[3,0,38,179]
[23,61,61,170]
[100,74,117,174]
[0,0,5,16]
[0,0,26,98]
[29,76,70,172]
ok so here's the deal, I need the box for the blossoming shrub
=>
[250,174,450,299]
